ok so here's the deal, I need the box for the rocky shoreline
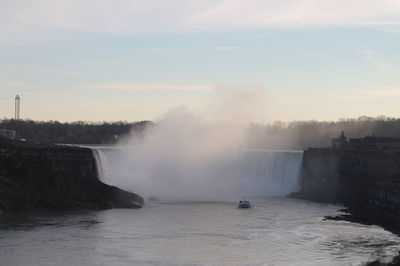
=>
[324,206,400,266]
[0,136,143,214]
[293,146,400,265]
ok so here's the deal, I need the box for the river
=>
[0,197,399,266]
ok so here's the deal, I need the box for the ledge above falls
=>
[0,136,144,213]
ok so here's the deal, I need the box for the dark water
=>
[0,197,399,266]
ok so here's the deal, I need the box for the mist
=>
[98,87,303,201]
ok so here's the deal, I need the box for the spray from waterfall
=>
[92,86,303,200]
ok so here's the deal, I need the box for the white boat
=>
[238,198,251,208]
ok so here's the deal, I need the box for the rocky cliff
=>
[294,148,400,203]
[0,136,143,213]
[293,147,400,231]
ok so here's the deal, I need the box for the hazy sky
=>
[1,0,400,122]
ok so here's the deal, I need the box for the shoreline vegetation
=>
[0,119,151,144]
[3,115,400,148]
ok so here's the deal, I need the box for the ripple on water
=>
[0,198,399,266]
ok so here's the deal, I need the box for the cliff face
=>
[293,147,400,227]
[295,148,342,202]
[0,137,143,212]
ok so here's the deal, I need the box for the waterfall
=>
[240,150,303,196]
[261,151,303,193]
[92,148,111,182]
[89,146,303,199]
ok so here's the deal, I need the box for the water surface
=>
[0,197,399,266]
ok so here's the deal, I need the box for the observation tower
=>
[15,94,20,120]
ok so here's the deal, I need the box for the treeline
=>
[247,116,400,149]
[0,119,152,144]
[2,116,400,148]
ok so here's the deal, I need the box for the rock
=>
[0,136,143,212]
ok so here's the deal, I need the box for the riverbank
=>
[293,147,400,265]
[0,136,143,214]
[325,206,400,266]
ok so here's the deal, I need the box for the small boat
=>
[238,198,251,208]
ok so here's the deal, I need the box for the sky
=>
[1,0,400,122]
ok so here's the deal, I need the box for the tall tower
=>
[15,94,20,120]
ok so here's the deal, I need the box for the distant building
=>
[331,130,348,148]
[331,131,400,150]
[0,129,16,139]
[348,136,377,150]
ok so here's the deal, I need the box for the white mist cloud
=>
[98,86,300,200]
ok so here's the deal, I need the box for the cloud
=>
[207,46,246,51]
[0,81,29,88]
[1,0,400,44]
[190,0,400,29]
[357,49,393,71]
[84,83,213,91]
[363,85,400,96]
